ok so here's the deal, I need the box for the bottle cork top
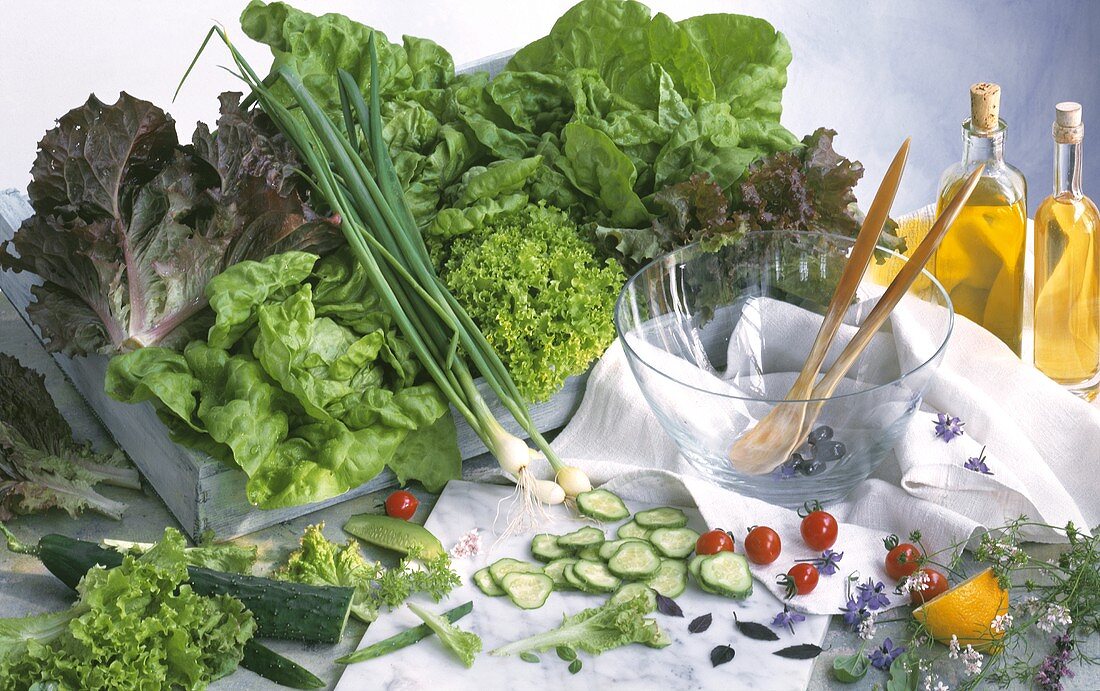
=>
[1053,101,1083,143]
[970,82,1001,132]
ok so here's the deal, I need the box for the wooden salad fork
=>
[792,165,986,446]
[727,139,912,475]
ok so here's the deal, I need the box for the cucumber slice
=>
[698,551,754,599]
[557,526,606,549]
[543,558,577,591]
[633,507,688,529]
[572,559,621,593]
[608,582,658,612]
[488,558,542,587]
[648,527,700,559]
[501,572,554,609]
[473,567,505,596]
[562,563,595,593]
[598,538,646,562]
[645,559,688,598]
[530,534,569,562]
[577,544,602,562]
[575,489,630,521]
[607,541,662,580]
[616,521,652,540]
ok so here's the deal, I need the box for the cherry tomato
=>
[909,568,949,606]
[743,526,782,565]
[799,503,838,551]
[696,529,735,555]
[385,490,419,520]
[885,543,922,581]
[786,563,819,596]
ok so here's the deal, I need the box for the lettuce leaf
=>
[0,92,338,356]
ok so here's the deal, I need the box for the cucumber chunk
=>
[648,527,700,559]
[543,559,577,591]
[598,538,646,562]
[572,559,621,593]
[698,551,753,599]
[633,507,688,529]
[575,489,630,521]
[501,572,554,609]
[473,567,504,597]
[616,521,652,540]
[645,558,688,598]
[606,541,662,580]
[530,534,569,562]
[488,558,543,587]
[344,514,444,557]
[608,582,658,612]
[557,526,606,549]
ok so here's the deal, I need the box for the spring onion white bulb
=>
[555,466,592,498]
[532,479,566,505]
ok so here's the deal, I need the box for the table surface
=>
[2,295,1097,690]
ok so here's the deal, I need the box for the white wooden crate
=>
[0,50,591,539]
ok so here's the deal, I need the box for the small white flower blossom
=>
[449,529,483,559]
[923,675,950,691]
[904,570,931,592]
[948,635,961,659]
[990,612,1013,634]
[1036,603,1073,633]
[934,682,950,691]
[961,644,983,677]
[857,611,877,640]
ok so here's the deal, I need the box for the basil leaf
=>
[556,646,577,661]
[568,659,583,674]
[773,644,823,660]
[655,594,684,617]
[688,614,712,633]
[734,617,779,642]
[520,652,540,663]
[710,644,736,667]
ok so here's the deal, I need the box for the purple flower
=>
[819,549,844,576]
[839,597,866,628]
[934,412,965,442]
[868,637,905,670]
[964,447,994,475]
[856,577,891,611]
[774,461,799,480]
[1035,635,1075,691]
[771,605,806,634]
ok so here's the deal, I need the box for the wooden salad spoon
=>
[790,164,986,450]
[727,138,912,475]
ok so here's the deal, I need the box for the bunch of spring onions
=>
[192,29,591,511]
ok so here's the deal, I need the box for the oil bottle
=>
[933,83,1027,354]
[1034,102,1100,400]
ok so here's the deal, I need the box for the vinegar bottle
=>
[1034,102,1100,400]
[933,83,1027,355]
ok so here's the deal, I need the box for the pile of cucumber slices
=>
[472,489,753,610]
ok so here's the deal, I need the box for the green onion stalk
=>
[194,28,592,508]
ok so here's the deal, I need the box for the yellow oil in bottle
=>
[934,179,1027,354]
[1034,195,1100,391]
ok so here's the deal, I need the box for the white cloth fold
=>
[549,293,1100,615]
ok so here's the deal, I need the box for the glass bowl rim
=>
[612,230,955,404]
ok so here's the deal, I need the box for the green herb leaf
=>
[556,646,577,661]
[568,659,582,674]
[832,651,870,683]
[520,652,540,664]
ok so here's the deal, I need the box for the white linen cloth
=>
[547,291,1100,615]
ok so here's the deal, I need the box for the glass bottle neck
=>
[1054,140,1083,198]
[962,119,1006,168]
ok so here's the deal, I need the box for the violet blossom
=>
[869,637,905,670]
[934,412,965,442]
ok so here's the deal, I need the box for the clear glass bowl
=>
[614,231,953,507]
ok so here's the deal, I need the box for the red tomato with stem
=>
[744,526,782,565]
[885,543,923,581]
[696,529,735,555]
[781,563,819,597]
[799,501,838,551]
[385,490,419,520]
[909,568,949,606]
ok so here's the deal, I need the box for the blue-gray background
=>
[2,0,1098,215]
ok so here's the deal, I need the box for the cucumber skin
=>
[241,640,324,689]
[35,534,354,643]
[343,514,444,558]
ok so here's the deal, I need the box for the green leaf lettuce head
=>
[0,91,339,356]
[0,353,140,520]
[105,249,461,508]
[273,523,459,623]
[101,532,257,575]
[440,204,623,402]
[490,594,666,657]
[0,528,255,690]
[407,601,482,668]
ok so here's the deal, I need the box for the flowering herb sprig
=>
[963,447,994,475]
[796,549,844,576]
[933,412,965,442]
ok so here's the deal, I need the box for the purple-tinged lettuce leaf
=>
[0,92,338,356]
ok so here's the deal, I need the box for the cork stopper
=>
[969,82,1001,132]
[1053,101,1084,144]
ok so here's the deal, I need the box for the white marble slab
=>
[335,480,828,691]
